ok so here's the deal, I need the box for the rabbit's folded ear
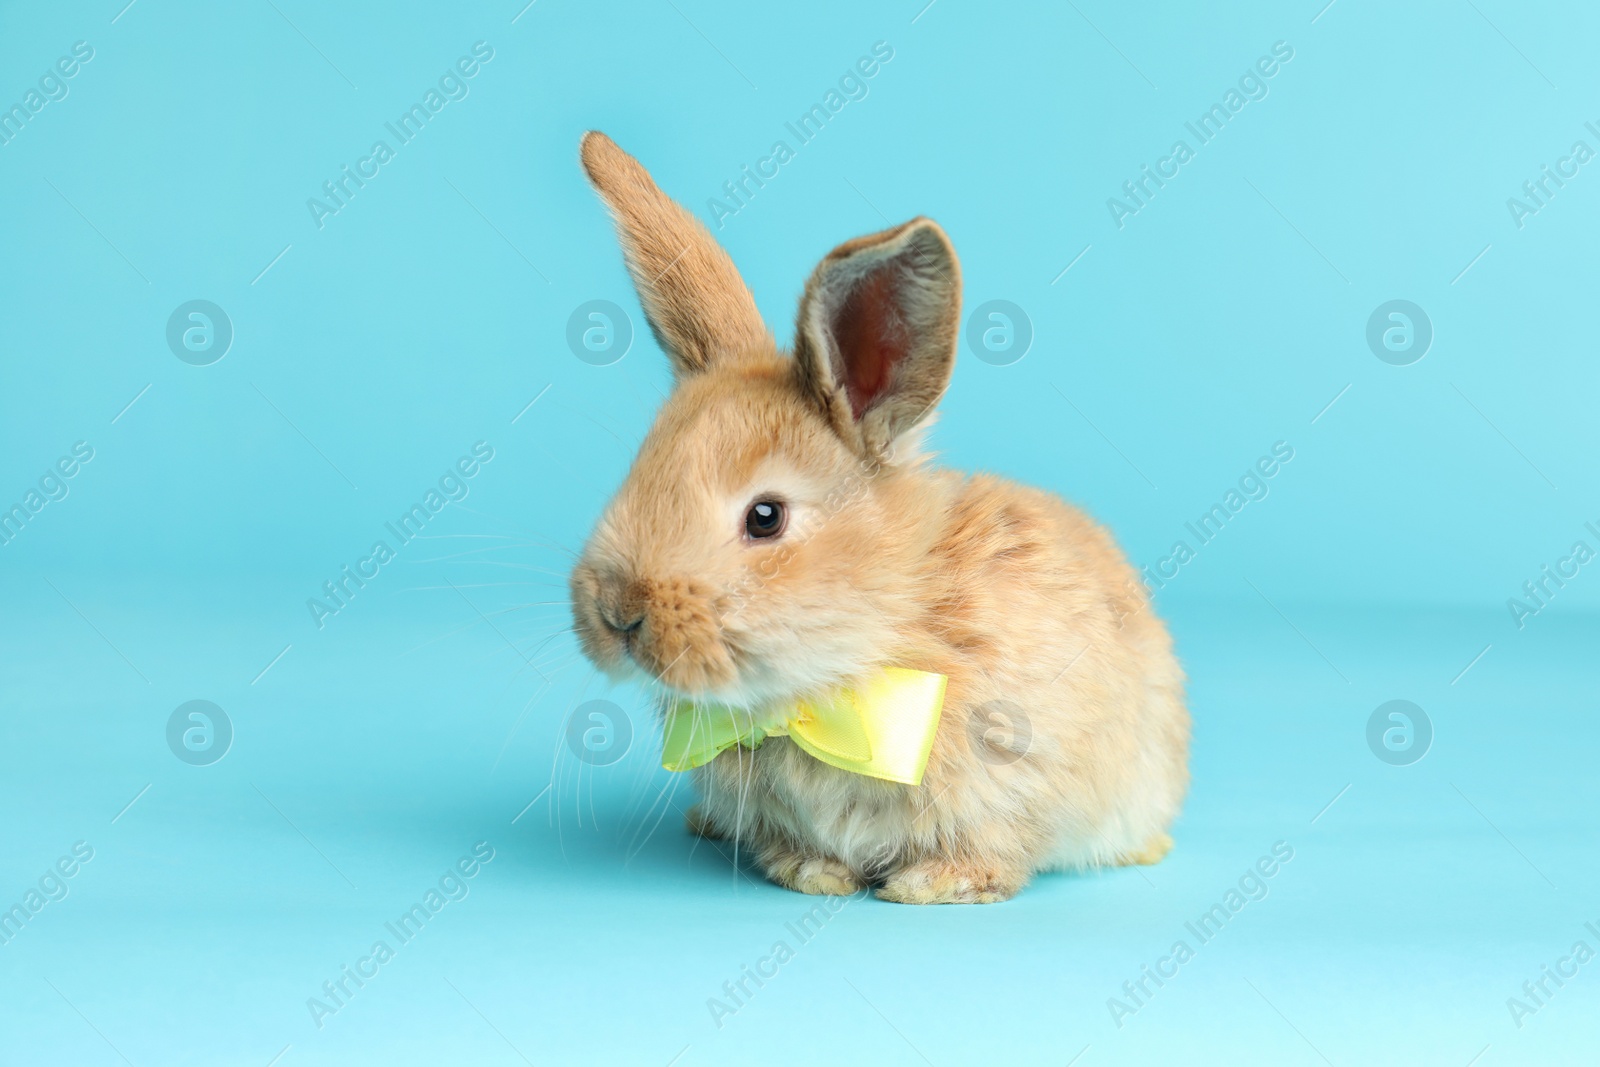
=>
[580,132,771,377]
[793,218,961,458]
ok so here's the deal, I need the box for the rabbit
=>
[568,131,1189,904]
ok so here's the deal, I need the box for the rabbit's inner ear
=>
[795,218,962,456]
[829,267,907,419]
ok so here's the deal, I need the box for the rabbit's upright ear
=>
[794,218,961,458]
[580,132,771,377]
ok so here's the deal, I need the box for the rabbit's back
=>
[913,471,1189,870]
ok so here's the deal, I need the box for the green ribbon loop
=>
[660,668,947,787]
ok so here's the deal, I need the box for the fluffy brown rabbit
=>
[569,132,1189,903]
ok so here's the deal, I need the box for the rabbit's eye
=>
[744,500,787,540]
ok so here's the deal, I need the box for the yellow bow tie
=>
[660,668,948,786]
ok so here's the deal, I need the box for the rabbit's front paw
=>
[876,860,1024,904]
[761,848,863,896]
[684,804,724,840]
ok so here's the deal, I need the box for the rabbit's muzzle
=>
[573,564,738,694]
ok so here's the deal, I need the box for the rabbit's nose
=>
[597,576,649,635]
[600,604,644,635]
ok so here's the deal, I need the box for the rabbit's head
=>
[569,132,962,705]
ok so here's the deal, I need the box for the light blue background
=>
[2,1,1596,1064]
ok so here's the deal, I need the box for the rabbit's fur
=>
[570,133,1189,903]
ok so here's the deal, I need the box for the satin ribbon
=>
[660,668,948,786]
